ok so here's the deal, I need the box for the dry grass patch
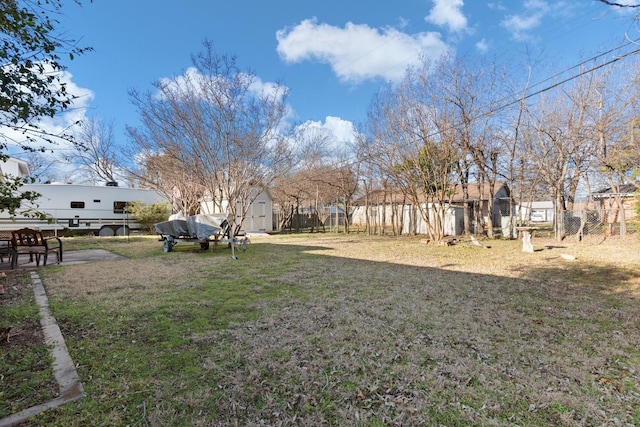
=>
[197,236,640,425]
[10,234,640,426]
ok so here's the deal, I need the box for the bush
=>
[126,201,171,234]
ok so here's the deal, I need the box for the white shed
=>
[399,204,464,236]
[200,188,273,234]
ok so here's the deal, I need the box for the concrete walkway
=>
[0,249,126,271]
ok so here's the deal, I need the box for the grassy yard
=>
[2,233,640,426]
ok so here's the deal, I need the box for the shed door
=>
[255,201,267,231]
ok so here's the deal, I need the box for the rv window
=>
[93,199,101,203]
[70,201,85,209]
[114,201,129,214]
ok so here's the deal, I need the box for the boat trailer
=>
[153,213,249,259]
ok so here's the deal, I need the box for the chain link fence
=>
[498,206,638,238]
[562,208,637,237]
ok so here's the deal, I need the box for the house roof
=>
[450,182,508,202]
[353,182,509,206]
[593,183,639,197]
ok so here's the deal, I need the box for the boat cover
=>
[154,213,228,241]
[153,219,189,237]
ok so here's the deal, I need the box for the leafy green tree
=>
[1,0,91,150]
[1,0,90,213]
[0,175,46,218]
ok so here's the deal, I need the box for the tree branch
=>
[597,0,640,7]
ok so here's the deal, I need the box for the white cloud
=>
[475,38,489,53]
[488,2,507,11]
[501,0,567,41]
[276,18,449,83]
[3,68,93,153]
[425,0,468,33]
[323,116,357,144]
[248,75,290,102]
[292,116,359,162]
[159,67,288,104]
[0,68,94,182]
[299,116,356,144]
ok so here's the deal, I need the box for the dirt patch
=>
[1,271,59,419]
[0,273,44,350]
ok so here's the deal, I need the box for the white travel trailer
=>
[0,183,167,235]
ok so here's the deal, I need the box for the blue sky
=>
[11,0,640,178]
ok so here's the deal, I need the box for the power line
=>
[497,46,640,114]
[518,37,640,98]
[354,41,640,174]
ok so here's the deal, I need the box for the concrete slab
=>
[57,249,127,265]
[0,249,126,271]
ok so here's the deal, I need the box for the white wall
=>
[0,158,30,178]
[351,203,463,236]
[201,188,273,233]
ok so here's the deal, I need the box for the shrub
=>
[127,201,171,234]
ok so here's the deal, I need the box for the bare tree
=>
[499,65,535,234]
[365,68,458,242]
[596,0,640,8]
[269,121,360,233]
[256,122,322,232]
[433,54,508,238]
[130,148,204,216]
[71,117,120,184]
[521,68,602,240]
[589,62,640,237]
[363,54,511,240]
[304,161,359,233]
[127,40,291,230]
[354,134,380,235]
[271,169,310,231]
[23,151,61,183]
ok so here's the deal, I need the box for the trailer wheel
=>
[200,242,210,250]
[115,226,129,236]
[98,226,115,236]
[163,240,172,252]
